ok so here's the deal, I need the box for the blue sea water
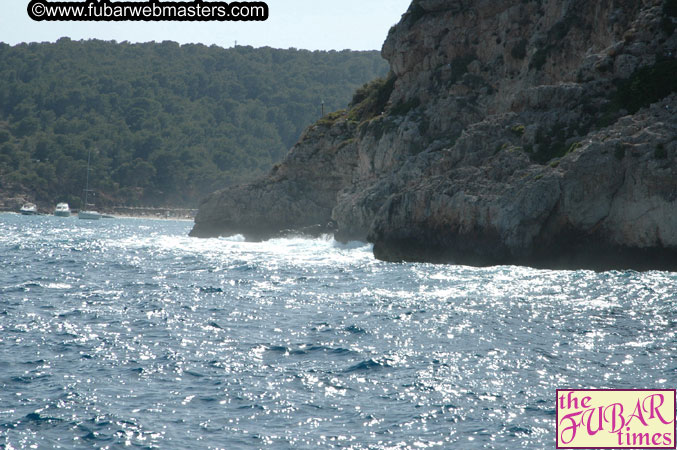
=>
[0,213,675,449]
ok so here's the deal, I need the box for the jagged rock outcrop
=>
[191,0,677,270]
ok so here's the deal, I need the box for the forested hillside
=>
[0,38,388,209]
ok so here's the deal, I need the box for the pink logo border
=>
[556,389,677,449]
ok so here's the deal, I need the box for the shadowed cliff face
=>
[191,0,677,271]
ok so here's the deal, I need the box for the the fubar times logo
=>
[556,389,676,449]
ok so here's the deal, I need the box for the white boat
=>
[20,203,39,215]
[54,202,71,217]
[78,210,102,220]
[79,149,101,221]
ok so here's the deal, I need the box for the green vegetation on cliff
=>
[0,38,388,208]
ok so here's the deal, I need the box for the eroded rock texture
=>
[191,0,677,270]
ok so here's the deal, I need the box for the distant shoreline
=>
[0,200,196,221]
[111,214,195,223]
[0,210,195,223]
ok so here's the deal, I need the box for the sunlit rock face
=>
[192,0,677,270]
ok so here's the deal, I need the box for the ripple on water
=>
[1,214,676,448]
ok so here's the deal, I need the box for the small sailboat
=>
[78,210,101,220]
[79,149,101,220]
[54,202,71,217]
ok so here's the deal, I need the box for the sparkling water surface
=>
[1,213,675,449]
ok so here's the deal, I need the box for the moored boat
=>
[54,202,71,217]
[79,149,102,221]
[78,210,102,220]
[20,203,38,215]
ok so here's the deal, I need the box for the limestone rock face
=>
[191,0,677,270]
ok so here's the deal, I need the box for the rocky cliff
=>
[191,0,677,270]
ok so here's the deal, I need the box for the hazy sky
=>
[1,0,413,51]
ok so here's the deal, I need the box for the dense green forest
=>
[0,38,388,209]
